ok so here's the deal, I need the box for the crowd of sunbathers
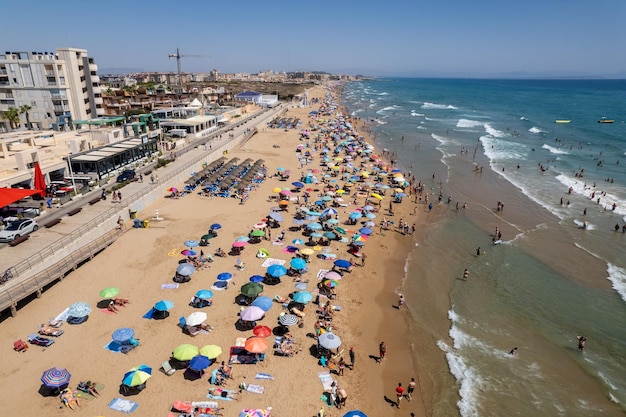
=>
[60,382,100,410]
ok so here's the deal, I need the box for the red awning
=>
[0,188,41,209]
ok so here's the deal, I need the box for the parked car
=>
[117,170,136,183]
[0,219,39,242]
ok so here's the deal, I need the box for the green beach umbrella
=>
[199,344,222,359]
[251,229,265,237]
[335,227,346,235]
[99,287,119,298]
[173,344,199,361]
[240,282,264,297]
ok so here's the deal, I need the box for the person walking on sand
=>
[379,341,387,362]
[361,252,366,267]
[349,346,355,369]
[395,382,405,408]
[407,377,416,401]
[463,269,469,280]
[398,294,404,308]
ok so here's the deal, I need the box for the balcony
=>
[53,104,70,112]
[89,63,98,72]
[92,86,102,94]
[93,97,103,105]
[90,75,100,83]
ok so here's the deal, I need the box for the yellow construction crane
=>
[168,47,204,91]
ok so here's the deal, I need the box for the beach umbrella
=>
[251,295,273,311]
[359,227,373,235]
[292,181,305,188]
[279,200,289,206]
[276,167,285,171]
[210,223,222,230]
[343,411,367,417]
[364,221,376,227]
[201,234,212,240]
[293,219,305,226]
[99,287,119,298]
[217,272,233,281]
[295,282,308,291]
[366,212,377,219]
[184,240,199,248]
[186,311,207,327]
[253,325,273,338]
[199,344,222,359]
[272,187,282,193]
[354,234,368,242]
[371,193,383,200]
[363,205,374,211]
[334,259,352,269]
[232,241,247,248]
[307,222,322,230]
[251,229,265,237]
[324,271,342,281]
[323,279,339,288]
[181,249,197,257]
[335,227,347,235]
[112,327,135,343]
[315,200,325,206]
[322,208,338,217]
[318,332,342,350]
[122,365,152,387]
[154,299,174,311]
[173,344,200,361]
[249,275,264,283]
[269,212,284,222]
[324,232,337,240]
[279,314,299,326]
[267,264,287,278]
[68,302,91,318]
[253,222,267,229]
[241,306,265,322]
[188,355,212,371]
[292,238,304,245]
[245,337,270,353]
[236,236,250,242]
[326,219,339,225]
[168,187,178,193]
[279,189,291,196]
[290,258,307,270]
[41,367,71,388]
[300,248,314,256]
[241,282,264,297]
[321,196,332,202]
[292,291,313,304]
[349,212,362,220]
[195,290,213,300]
[176,263,196,276]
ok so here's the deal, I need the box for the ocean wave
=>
[432,133,449,145]
[607,263,626,302]
[457,119,484,129]
[573,219,595,230]
[421,102,458,110]
[376,105,400,115]
[484,123,507,138]
[371,118,387,125]
[529,126,545,134]
[541,144,569,155]
[555,174,626,216]
[410,111,425,117]
[416,125,427,130]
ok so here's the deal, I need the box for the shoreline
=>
[0,82,433,417]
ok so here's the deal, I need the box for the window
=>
[33,112,39,120]
[31,101,36,106]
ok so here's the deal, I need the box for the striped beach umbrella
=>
[122,365,152,387]
[278,314,298,326]
[41,367,71,388]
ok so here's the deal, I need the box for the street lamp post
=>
[67,153,77,198]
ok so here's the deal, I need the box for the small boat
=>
[598,117,614,124]
[555,120,571,124]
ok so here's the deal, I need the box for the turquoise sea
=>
[342,79,626,417]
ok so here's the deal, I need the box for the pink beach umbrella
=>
[232,241,248,248]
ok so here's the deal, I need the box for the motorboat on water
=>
[555,120,571,124]
[598,117,614,123]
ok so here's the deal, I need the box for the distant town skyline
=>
[4,0,626,78]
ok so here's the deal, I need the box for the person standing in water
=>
[577,336,588,352]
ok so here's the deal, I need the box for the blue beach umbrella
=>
[307,210,322,216]
[292,181,305,188]
[321,196,332,202]
[324,231,337,240]
[322,208,338,216]
[293,219,305,226]
[269,212,284,222]
[292,291,313,304]
[334,259,352,269]
[210,223,222,230]
[154,299,174,311]
[315,200,325,206]
[343,411,367,417]
[177,263,196,276]
[188,355,212,371]
[310,232,323,238]
[236,236,250,242]
[112,327,135,343]
[307,222,322,230]
[68,302,91,318]
[326,218,339,225]
[41,367,71,388]
[359,227,373,235]
[363,205,374,211]
[195,290,213,300]
[122,365,152,387]
[249,275,264,283]
[349,212,363,220]
[184,240,199,248]
[366,212,377,219]
[292,238,304,245]
[217,272,232,281]
[290,258,307,270]
[295,282,308,291]
[267,264,287,278]
[251,295,273,311]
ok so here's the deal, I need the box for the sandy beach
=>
[0,84,429,417]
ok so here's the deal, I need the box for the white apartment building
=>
[0,47,104,132]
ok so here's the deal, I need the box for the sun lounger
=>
[161,360,176,376]
[39,325,64,337]
[28,333,54,347]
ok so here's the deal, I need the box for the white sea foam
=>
[371,118,387,125]
[484,123,506,138]
[416,125,427,130]
[410,111,425,117]
[376,105,400,115]
[573,219,595,230]
[606,263,626,302]
[541,144,569,155]
[520,116,528,121]
[555,174,626,216]
[456,119,484,129]
[421,102,458,110]
[529,126,545,134]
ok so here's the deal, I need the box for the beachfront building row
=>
[0,48,104,132]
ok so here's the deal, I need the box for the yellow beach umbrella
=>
[336,189,346,194]
[300,248,314,255]
[395,188,404,193]
[371,193,384,200]
[199,344,222,359]
[392,172,403,177]
[272,187,282,193]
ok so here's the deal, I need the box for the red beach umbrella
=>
[253,325,272,338]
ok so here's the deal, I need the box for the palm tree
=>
[19,104,32,129]
[1,107,21,129]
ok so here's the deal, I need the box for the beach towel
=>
[318,371,334,391]
[246,384,265,394]
[104,340,123,353]
[161,283,179,289]
[142,308,156,319]
[108,397,138,413]
[191,401,219,409]
[235,337,247,347]
[100,308,116,315]
[238,408,272,417]
[271,240,284,246]
[255,373,274,380]
[207,389,236,401]
[317,269,330,280]
[261,258,286,268]
[75,383,105,401]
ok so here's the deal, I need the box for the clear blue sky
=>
[4,0,626,77]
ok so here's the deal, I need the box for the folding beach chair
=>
[13,339,28,352]
[161,361,176,376]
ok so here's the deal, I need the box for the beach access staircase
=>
[0,104,287,316]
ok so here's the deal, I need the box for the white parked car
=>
[0,219,39,242]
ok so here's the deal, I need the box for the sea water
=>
[342,78,626,416]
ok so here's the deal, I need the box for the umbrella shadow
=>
[183,368,204,381]
[97,299,113,309]
[235,319,256,332]
[272,325,289,336]
[169,358,190,370]
[38,384,65,397]
[119,383,145,396]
